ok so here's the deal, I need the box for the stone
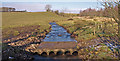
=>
[9,56,14,59]
[8,39,10,41]
[95,52,99,54]
[58,35,62,36]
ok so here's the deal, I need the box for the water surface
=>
[43,22,77,42]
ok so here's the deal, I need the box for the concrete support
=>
[36,49,79,56]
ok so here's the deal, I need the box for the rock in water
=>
[9,56,14,59]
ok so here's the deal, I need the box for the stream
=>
[33,22,77,60]
[44,22,77,42]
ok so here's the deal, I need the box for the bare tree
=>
[60,8,68,17]
[45,4,52,12]
[99,0,120,39]
[54,10,59,15]
[8,8,12,12]
[12,8,16,11]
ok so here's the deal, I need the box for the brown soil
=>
[2,25,41,40]
[2,25,48,60]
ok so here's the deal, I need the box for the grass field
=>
[2,12,67,39]
[2,12,118,41]
[2,12,67,29]
[2,12,119,60]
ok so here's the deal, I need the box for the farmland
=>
[2,12,67,39]
[2,12,120,60]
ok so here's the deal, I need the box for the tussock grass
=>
[57,17,118,41]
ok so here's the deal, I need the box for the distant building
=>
[0,7,27,12]
[0,7,16,12]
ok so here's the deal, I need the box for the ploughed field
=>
[2,12,120,60]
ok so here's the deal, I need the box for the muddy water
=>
[44,22,76,42]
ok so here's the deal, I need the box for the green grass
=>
[57,17,118,41]
[2,12,67,29]
[2,12,118,40]
[88,43,115,59]
[2,12,67,39]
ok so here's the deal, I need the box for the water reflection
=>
[43,22,76,42]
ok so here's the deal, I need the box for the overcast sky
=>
[1,0,103,13]
[2,0,100,2]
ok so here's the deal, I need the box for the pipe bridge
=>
[33,48,79,56]
[31,41,78,56]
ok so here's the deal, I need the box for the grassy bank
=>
[57,16,118,41]
[2,12,67,39]
[56,16,119,59]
